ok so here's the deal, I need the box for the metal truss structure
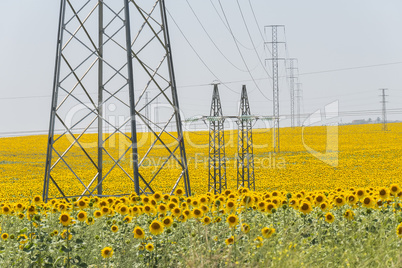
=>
[287,58,298,128]
[265,25,286,153]
[236,85,255,190]
[296,82,303,127]
[208,84,227,194]
[43,0,190,202]
[380,88,388,131]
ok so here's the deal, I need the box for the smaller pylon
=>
[237,85,255,190]
[380,88,388,131]
[208,84,227,194]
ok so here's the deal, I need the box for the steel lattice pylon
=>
[296,82,303,127]
[265,25,285,153]
[43,0,190,202]
[287,58,298,128]
[236,85,255,190]
[208,84,226,194]
[380,88,388,131]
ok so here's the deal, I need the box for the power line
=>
[217,0,271,101]
[247,0,272,55]
[235,0,273,103]
[3,60,402,101]
[166,8,239,95]
[300,61,402,76]
[185,0,247,73]
[208,0,254,51]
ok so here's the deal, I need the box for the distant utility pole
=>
[145,92,150,132]
[265,25,286,153]
[380,88,388,131]
[296,82,303,127]
[287,58,298,128]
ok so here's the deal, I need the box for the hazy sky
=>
[1,0,402,136]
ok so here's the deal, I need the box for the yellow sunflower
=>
[334,196,345,207]
[378,187,389,199]
[299,201,312,214]
[101,247,113,258]
[133,226,145,239]
[174,187,185,197]
[33,195,42,205]
[1,233,8,240]
[362,196,374,208]
[390,184,400,195]
[192,208,203,219]
[171,207,181,217]
[111,225,119,233]
[202,216,211,225]
[93,210,102,218]
[261,227,275,238]
[145,243,154,252]
[226,214,239,228]
[225,236,235,245]
[59,213,72,226]
[76,211,87,222]
[325,212,335,223]
[149,220,164,236]
[344,209,354,221]
[162,216,173,228]
[396,223,402,238]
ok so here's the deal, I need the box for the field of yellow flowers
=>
[0,123,401,266]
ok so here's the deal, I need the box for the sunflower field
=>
[0,123,401,267]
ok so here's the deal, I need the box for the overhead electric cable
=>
[185,0,248,72]
[166,8,239,94]
[208,0,254,51]
[217,0,272,101]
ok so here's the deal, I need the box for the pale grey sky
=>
[1,0,402,136]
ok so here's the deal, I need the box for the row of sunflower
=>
[0,185,402,266]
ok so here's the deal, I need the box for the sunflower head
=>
[1,233,8,240]
[192,208,203,219]
[149,220,164,236]
[133,226,145,239]
[325,212,335,223]
[226,214,239,228]
[225,236,235,245]
[174,188,184,197]
[396,223,402,238]
[145,243,154,251]
[111,225,119,233]
[162,216,173,228]
[101,247,113,258]
[390,184,400,194]
[202,216,211,225]
[299,202,312,214]
[33,195,42,204]
[59,213,71,226]
[77,211,87,222]
[261,227,275,238]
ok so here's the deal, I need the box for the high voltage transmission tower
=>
[287,58,298,128]
[43,0,190,202]
[208,84,227,194]
[188,85,272,192]
[380,88,388,131]
[296,82,303,127]
[237,85,255,190]
[265,25,286,153]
